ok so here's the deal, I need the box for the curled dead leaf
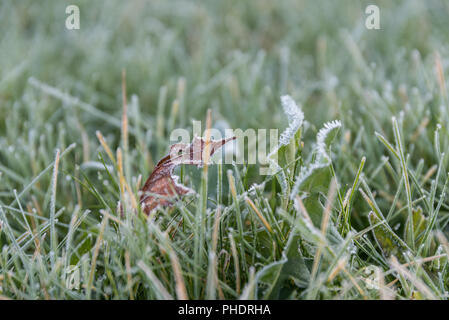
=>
[139,136,235,215]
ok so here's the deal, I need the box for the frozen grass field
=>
[1,0,449,299]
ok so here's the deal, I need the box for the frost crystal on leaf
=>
[316,120,342,161]
[290,120,341,199]
[278,95,304,146]
[268,95,304,173]
[266,95,304,195]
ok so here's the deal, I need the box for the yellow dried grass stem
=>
[245,197,272,233]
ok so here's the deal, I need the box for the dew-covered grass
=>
[1,0,449,299]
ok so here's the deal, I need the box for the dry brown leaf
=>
[139,136,235,215]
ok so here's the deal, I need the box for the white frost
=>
[278,95,304,146]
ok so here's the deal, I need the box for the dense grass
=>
[1,0,449,299]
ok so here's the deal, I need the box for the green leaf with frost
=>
[289,120,341,224]
[267,95,304,207]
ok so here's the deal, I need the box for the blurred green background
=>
[2,0,448,133]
